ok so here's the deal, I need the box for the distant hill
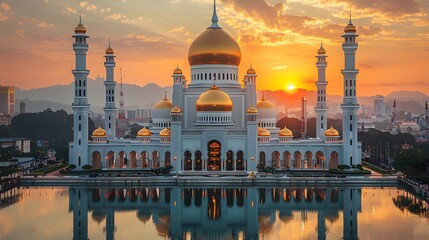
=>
[15,77,172,113]
[386,91,429,103]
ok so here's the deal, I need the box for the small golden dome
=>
[92,127,106,137]
[258,127,271,137]
[247,66,256,75]
[105,46,114,55]
[170,106,182,113]
[173,66,183,75]
[196,85,233,111]
[247,106,258,114]
[74,23,87,34]
[256,93,276,110]
[278,127,293,137]
[137,127,151,137]
[324,127,339,137]
[154,95,173,110]
[188,28,241,66]
[317,46,326,55]
[344,23,356,33]
[159,128,171,137]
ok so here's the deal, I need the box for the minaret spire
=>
[210,0,220,28]
[79,12,82,24]
[349,11,352,24]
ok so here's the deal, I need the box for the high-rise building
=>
[0,86,15,116]
[373,95,391,116]
[19,100,26,114]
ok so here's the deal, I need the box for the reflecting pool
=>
[0,186,428,239]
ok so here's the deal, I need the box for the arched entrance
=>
[140,151,148,168]
[152,151,159,168]
[118,151,127,168]
[236,151,244,171]
[294,151,302,168]
[304,151,313,169]
[272,151,280,168]
[92,151,101,169]
[226,150,234,171]
[130,151,137,168]
[315,151,325,169]
[283,151,291,169]
[165,151,171,167]
[194,150,202,171]
[184,151,192,170]
[106,151,115,168]
[329,151,339,169]
[207,140,221,171]
[259,151,266,168]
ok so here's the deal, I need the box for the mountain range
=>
[15,77,428,115]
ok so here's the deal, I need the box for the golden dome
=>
[159,128,171,137]
[247,66,256,75]
[344,23,356,33]
[278,127,293,137]
[74,15,86,34]
[196,85,233,111]
[154,95,173,110]
[317,45,326,55]
[92,127,106,137]
[324,127,339,137]
[105,46,114,55]
[256,93,276,110]
[173,66,183,75]
[170,106,182,113]
[137,127,151,137]
[247,106,258,114]
[258,127,271,137]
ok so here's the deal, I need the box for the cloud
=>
[15,29,25,39]
[272,65,288,70]
[19,17,54,28]
[125,33,161,42]
[63,7,77,14]
[0,2,12,21]
[80,1,97,12]
[104,14,135,24]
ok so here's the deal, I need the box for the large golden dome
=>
[187,2,241,66]
[256,93,276,110]
[154,95,173,110]
[196,85,233,111]
[92,127,106,137]
[324,127,339,137]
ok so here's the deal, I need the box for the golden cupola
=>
[92,127,107,137]
[187,1,241,66]
[256,92,276,110]
[173,66,183,75]
[105,39,114,54]
[317,41,326,55]
[74,14,87,34]
[247,66,256,75]
[278,127,293,137]
[344,15,357,33]
[154,92,173,110]
[159,128,171,137]
[246,106,258,114]
[258,127,271,137]
[137,127,152,137]
[196,84,233,111]
[324,126,339,137]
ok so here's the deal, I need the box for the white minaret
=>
[71,14,90,169]
[172,66,186,109]
[315,41,328,138]
[104,39,117,139]
[341,15,360,166]
[244,66,257,109]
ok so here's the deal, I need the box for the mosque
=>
[69,2,361,172]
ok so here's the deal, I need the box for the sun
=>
[286,84,295,91]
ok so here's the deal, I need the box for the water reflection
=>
[70,187,363,240]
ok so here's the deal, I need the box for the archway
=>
[118,151,127,168]
[236,151,244,171]
[304,151,313,169]
[140,151,148,168]
[165,151,171,167]
[130,151,137,168]
[283,151,291,169]
[226,150,234,171]
[184,151,192,170]
[329,151,339,169]
[294,151,302,168]
[194,150,202,171]
[259,151,266,168]
[92,151,101,169]
[152,151,159,168]
[272,151,280,168]
[106,151,115,169]
[207,140,221,171]
[315,151,325,169]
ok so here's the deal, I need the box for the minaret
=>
[104,39,117,139]
[244,66,257,109]
[172,66,186,109]
[425,101,429,141]
[71,13,90,169]
[341,15,360,166]
[315,41,328,138]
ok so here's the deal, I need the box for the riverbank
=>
[20,175,398,187]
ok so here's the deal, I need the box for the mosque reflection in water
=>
[70,187,362,240]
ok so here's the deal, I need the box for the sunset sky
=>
[0,0,428,96]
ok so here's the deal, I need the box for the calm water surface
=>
[0,186,428,240]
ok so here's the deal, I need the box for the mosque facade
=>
[69,2,361,172]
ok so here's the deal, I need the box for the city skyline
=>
[0,0,428,96]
